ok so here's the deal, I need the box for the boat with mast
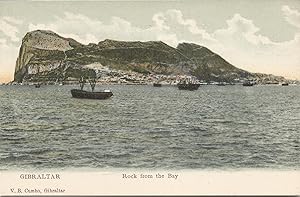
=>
[177,76,200,91]
[153,79,162,87]
[153,83,162,87]
[71,77,113,99]
[242,80,255,86]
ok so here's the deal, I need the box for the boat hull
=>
[153,83,162,87]
[177,84,200,91]
[71,89,113,99]
[242,83,254,86]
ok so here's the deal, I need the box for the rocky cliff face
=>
[14,30,256,83]
[14,30,85,82]
[176,43,253,81]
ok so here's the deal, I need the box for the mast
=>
[88,78,96,92]
[79,76,85,90]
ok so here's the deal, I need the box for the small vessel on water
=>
[71,89,113,99]
[71,77,113,99]
[281,82,289,86]
[178,83,200,90]
[177,77,200,91]
[35,83,41,88]
[242,81,255,86]
[153,83,162,87]
[153,78,163,87]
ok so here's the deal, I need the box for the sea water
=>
[0,84,299,170]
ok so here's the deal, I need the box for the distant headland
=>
[12,30,295,85]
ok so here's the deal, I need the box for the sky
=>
[0,0,300,82]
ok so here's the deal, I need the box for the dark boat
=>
[71,77,113,100]
[282,82,289,86]
[178,83,200,90]
[153,83,162,87]
[71,89,113,99]
[35,84,41,88]
[177,78,200,91]
[243,81,254,86]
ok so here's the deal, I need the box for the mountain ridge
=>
[14,30,285,83]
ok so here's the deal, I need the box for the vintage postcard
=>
[0,0,299,195]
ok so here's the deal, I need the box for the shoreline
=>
[1,82,299,86]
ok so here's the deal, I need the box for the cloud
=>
[208,13,300,79]
[0,38,6,44]
[282,5,300,28]
[2,16,23,25]
[0,16,22,42]
[152,12,169,31]
[0,38,19,82]
[151,10,216,44]
[29,12,143,44]
[214,13,272,46]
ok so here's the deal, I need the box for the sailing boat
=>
[153,83,162,87]
[242,80,255,86]
[177,77,200,91]
[153,79,162,87]
[153,77,163,87]
[71,77,113,99]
